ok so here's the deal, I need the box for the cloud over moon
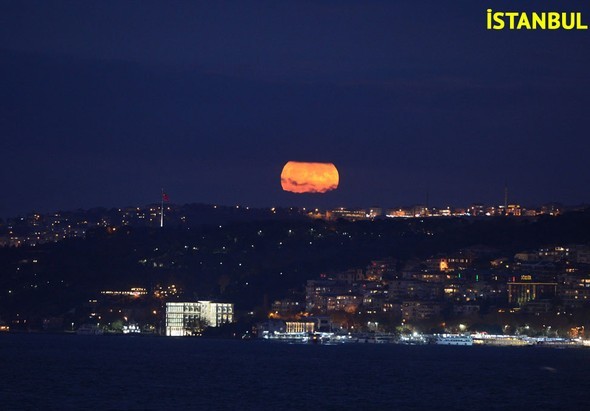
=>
[280,161,339,194]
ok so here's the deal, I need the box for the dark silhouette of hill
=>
[1,210,590,325]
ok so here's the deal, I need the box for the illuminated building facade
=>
[326,294,362,313]
[165,301,233,336]
[325,208,369,221]
[507,282,557,305]
[559,278,590,307]
[401,301,441,321]
[425,255,472,272]
[506,204,522,216]
[100,287,147,297]
[285,321,315,333]
[270,299,302,317]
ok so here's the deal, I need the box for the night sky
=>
[1,1,590,217]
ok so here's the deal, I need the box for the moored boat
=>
[435,334,473,346]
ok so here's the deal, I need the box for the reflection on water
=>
[1,334,589,410]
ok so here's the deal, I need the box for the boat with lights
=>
[435,334,473,346]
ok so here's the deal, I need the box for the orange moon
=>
[280,161,339,193]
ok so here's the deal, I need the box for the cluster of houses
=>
[261,244,590,334]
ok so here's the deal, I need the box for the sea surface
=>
[1,334,589,410]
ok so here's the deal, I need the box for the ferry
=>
[471,333,534,347]
[262,331,309,343]
[435,334,473,346]
[398,334,428,345]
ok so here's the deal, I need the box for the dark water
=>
[1,334,589,410]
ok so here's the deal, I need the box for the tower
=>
[504,180,508,214]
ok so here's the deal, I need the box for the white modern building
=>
[165,301,234,336]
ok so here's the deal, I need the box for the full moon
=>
[280,161,339,194]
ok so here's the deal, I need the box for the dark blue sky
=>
[1,1,589,217]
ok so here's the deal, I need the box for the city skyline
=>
[2,2,590,217]
[0,193,575,222]
[3,2,590,408]
[0,169,585,219]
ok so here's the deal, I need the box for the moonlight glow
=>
[280,161,339,194]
